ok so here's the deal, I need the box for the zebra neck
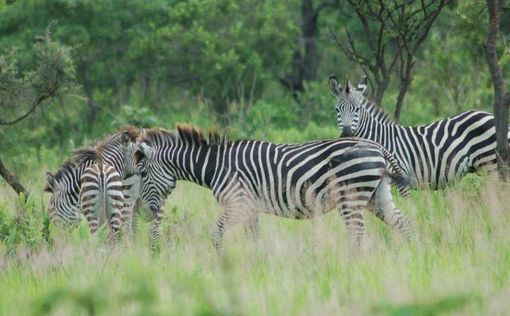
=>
[101,152,125,178]
[169,145,217,189]
[357,118,412,174]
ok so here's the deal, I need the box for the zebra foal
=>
[133,125,414,251]
[329,76,507,189]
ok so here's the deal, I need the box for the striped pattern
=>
[80,162,124,243]
[45,128,142,240]
[134,126,414,251]
[45,149,97,226]
[329,77,502,188]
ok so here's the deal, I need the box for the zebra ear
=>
[328,76,342,97]
[121,131,131,145]
[44,171,56,193]
[357,76,368,94]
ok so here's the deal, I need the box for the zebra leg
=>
[120,198,136,244]
[121,175,141,243]
[338,203,366,248]
[210,211,230,253]
[83,207,100,234]
[81,195,100,234]
[372,176,415,241]
[107,208,122,246]
[149,206,164,253]
[244,215,260,241]
[210,202,256,253]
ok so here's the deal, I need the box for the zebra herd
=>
[44,76,506,251]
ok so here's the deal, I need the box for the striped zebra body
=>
[45,128,142,240]
[329,77,503,189]
[134,125,414,251]
[80,162,123,242]
[45,149,97,226]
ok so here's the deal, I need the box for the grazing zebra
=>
[45,149,96,226]
[329,76,505,189]
[45,128,142,239]
[133,125,414,251]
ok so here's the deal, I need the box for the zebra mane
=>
[363,97,396,125]
[94,126,141,154]
[52,148,97,182]
[143,124,228,147]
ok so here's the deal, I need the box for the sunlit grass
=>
[0,172,509,315]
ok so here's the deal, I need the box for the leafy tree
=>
[0,28,75,196]
[330,0,449,121]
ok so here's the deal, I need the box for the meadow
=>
[0,162,509,315]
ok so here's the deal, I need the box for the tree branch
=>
[0,157,29,198]
[0,89,57,125]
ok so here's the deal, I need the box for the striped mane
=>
[144,124,228,147]
[363,97,396,125]
[52,148,97,182]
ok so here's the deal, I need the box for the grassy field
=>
[0,169,509,315]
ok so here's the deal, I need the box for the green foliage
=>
[0,26,75,124]
[0,196,50,254]
[374,294,476,316]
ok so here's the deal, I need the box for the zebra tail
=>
[382,169,412,198]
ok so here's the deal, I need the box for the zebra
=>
[329,75,507,189]
[133,125,414,251]
[79,161,124,243]
[44,128,142,240]
[44,148,97,226]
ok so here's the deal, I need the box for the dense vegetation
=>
[1,1,509,315]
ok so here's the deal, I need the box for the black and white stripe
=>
[45,149,96,226]
[80,162,124,243]
[45,128,142,239]
[134,125,414,251]
[329,76,504,188]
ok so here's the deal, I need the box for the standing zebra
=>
[79,162,124,243]
[45,128,142,240]
[329,76,506,188]
[133,125,414,251]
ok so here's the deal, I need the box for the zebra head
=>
[44,171,81,226]
[134,141,176,214]
[99,128,141,178]
[329,76,368,137]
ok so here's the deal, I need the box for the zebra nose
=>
[341,126,353,137]
[149,205,159,214]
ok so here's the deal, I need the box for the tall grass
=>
[0,168,509,315]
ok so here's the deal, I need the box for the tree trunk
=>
[302,0,319,82]
[280,0,320,93]
[374,73,391,107]
[485,0,510,180]
[0,157,29,198]
[394,53,415,122]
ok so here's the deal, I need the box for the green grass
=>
[1,170,509,315]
